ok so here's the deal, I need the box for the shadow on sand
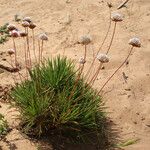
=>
[35,118,120,150]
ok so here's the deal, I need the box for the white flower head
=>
[80,35,92,45]
[79,57,86,64]
[10,30,20,38]
[111,12,123,22]
[23,17,32,23]
[39,33,48,41]
[7,24,16,31]
[97,53,109,63]
[21,21,30,27]
[129,37,141,47]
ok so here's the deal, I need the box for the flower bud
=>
[79,57,86,64]
[8,49,15,55]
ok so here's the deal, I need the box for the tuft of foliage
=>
[14,14,21,22]
[0,23,9,44]
[0,113,8,137]
[11,56,106,142]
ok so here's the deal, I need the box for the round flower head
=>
[23,17,31,23]
[7,24,16,31]
[111,12,123,22]
[129,37,141,47]
[79,57,86,64]
[97,53,109,63]
[8,49,15,55]
[21,21,30,27]
[80,35,92,45]
[29,22,36,29]
[10,30,20,38]
[39,33,48,41]
[19,31,28,37]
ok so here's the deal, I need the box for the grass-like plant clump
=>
[0,113,8,138]
[5,8,141,148]
[11,56,106,141]
[0,23,9,44]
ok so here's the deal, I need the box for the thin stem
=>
[85,7,112,80]
[89,63,103,86]
[32,29,37,63]
[84,45,87,60]
[79,45,87,75]
[98,46,134,94]
[41,40,44,63]
[68,45,87,100]
[9,55,17,84]
[97,7,112,55]
[12,38,17,67]
[23,37,28,79]
[38,40,41,65]
[106,22,117,54]
[26,27,32,67]
[68,65,83,100]
[7,58,25,83]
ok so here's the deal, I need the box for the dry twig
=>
[117,0,129,9]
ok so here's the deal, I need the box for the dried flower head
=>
[7,24,16,31]
[8,49,15,55]
[21,21,30,27]
[39,33,48,41]
[23,17,31,23]
[129,37,141,47]
[19,31,28,37]
[97,53,109,63]
[111,12,123,22]
[29,22,36,29]
[10,30,20,38]
[79,57,86,64]
[80,35,92,45]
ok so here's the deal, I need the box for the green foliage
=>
[0,113,8,136]
[115,139,140,148]
[11,56,105,141]
[14,14,21,22]
[0,23,9,44]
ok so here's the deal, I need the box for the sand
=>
[0,0,150,149]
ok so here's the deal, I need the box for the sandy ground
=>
[0,0,150,149]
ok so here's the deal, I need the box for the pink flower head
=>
[10,30,20,38]
[22,21,30,27]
